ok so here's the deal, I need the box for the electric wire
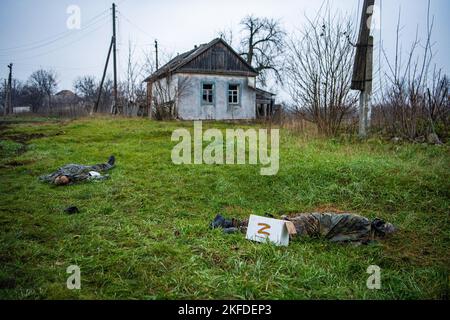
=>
[0,19,110,62]
[0,9,109,53]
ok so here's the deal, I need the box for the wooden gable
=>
[178,41,257,76]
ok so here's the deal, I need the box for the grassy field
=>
[0,116,448,300]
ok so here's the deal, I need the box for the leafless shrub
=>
[74,76,114,114]
[284,8,358,136]
[373,1,449,141]
[120,40,147,117]
[143,47,193,120]
[150,75,192,120]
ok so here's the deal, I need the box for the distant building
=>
[144,38,275,120]
[42,90,81,110]
[13,106,31,114]
[53,90,81,104]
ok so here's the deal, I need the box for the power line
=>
[0,14,109,57]
[0,62,103,71]
[0,9,110,53]
[0,20,109,62]
[118,11,156,41]
[118,11,181,54]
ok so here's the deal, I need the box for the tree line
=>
[1,4,448,141]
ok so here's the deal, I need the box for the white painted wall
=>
[175,73,256,120]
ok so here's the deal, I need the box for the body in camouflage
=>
[40,156,115,185]
[282,213,373,243]
[210,212,396,244]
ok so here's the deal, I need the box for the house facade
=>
[144,38,260,120]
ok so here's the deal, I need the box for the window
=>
[202,83,214,104]
[228,84,240,105]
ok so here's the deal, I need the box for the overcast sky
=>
[0,0,449,97]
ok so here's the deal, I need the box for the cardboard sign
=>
[246,215,291,246]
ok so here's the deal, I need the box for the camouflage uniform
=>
[282,213,373,243]
[40,156,115,185]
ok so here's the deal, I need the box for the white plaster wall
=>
[175,73,256,120]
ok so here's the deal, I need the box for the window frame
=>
[227,82,242,106]
[201,81,215,106]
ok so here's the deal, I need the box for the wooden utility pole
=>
[92,38,114,114]
[92,3,118,115]
[146,40,158,120]
[155,40,159,70]
[112,3,119,115]
[4,63,13,116]
[351,0,375,139]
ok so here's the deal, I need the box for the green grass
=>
[0,117,448,300]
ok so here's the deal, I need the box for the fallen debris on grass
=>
[39,155,116,186]
[64,206,79,215]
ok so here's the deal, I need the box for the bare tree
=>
[88,77,113,113]
[28,69,58,112]
[74,75,101,115]
[122,40,147,116]
[239,16,285,86]
[218,16,285,87]
[20,84,42,113]
[285,10,357,136]
[99,78,114,113]
[0,79,6,113]
[0,79,41,113]
[218,28,234,47]
[74,76,97,102]
[0,79,22,114]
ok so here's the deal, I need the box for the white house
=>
[144,38,262,120]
